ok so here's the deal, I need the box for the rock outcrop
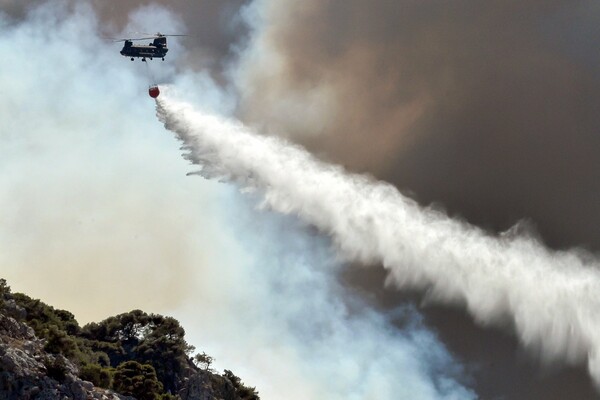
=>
[179,371,237,400]
[0,313,130,400]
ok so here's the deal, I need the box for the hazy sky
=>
[2,1,600,399]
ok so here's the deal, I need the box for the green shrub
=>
[80,364,112,388]
[44,356,69,382]
[112,361,163,400]
[223,369,260,400]
[43,325,79,358]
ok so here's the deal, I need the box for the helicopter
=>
[114,33,186,62]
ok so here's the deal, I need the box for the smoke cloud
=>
[157,91,600,389]
[228,1,600,396]
[6,0,600,397]
[173,195,475,400]
[0,2,476,399]
[234,0,600,250]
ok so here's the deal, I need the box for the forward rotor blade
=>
[110,38,153,42]
[109,33,189,42]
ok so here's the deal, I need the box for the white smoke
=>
[172,194,476,400]
[0,1,234,321]
[157,91,600,389]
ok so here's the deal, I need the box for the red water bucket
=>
[149,85,160,98]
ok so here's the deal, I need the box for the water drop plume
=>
[156,91,600,388]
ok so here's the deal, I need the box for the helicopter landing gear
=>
[130,58,134,61]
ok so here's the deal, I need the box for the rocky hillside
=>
[0,279,259,400]
[0,311,130,400]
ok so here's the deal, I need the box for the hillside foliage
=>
[0,278,259,400]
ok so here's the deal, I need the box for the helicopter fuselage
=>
[120,38,169,61]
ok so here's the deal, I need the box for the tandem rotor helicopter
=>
[112,32,186,98]
[113,32,186,62]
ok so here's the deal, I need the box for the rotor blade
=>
[111,33,189,42]
[112,38,156,42]
[151,33,189,37]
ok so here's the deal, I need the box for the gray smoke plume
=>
[233,0,600,250]
[157,91,600,389]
